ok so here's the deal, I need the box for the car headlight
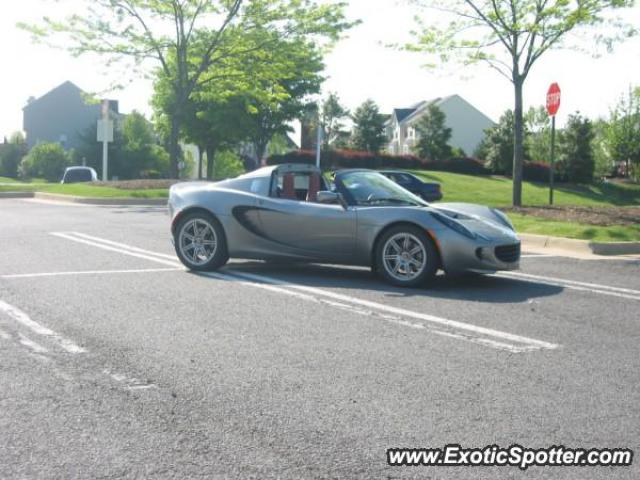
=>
[491,208,515,231]
[431,211,477,239]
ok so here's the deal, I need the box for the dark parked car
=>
[379,170,442,202]
[61,166,98,184]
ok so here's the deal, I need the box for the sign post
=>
[315,124,322,169]
[546,83,561,205]
[97,100,114,181]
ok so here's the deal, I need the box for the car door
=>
[256,174,356,261]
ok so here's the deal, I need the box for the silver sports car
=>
[168,164,520,287]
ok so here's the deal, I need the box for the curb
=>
[0,191,166,206]
[0,191,35,199]
[519,233,640,256]
[33,192,167,206]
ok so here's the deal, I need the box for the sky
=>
[1,0,640,140]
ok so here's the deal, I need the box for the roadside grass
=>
[410,170,640,207]
[0,183,168,198]
[410,170,640,242]
[509,213,640,242]
[0,176,47,184]
[2,170,639,241]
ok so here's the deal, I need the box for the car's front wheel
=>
[174,212,228,271]
[375,225,438,287]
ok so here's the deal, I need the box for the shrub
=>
[0,143,26,178]
[267,149,490,175]
[520,161,568,183]
[20,142,72,181]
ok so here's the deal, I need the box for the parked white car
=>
[60,166,98,184]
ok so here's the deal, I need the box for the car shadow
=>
[219,261,564,304]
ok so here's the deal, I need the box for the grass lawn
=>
[410,170,640,242]
[0,176,47,184]
[2,170,639,241]
[410,170,640,207]
[509,213,640,242]
[0,182,168,198]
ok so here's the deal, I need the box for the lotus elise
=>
[168,164,520,287]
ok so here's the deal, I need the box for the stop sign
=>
[546,83,561,116]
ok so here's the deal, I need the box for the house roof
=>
[393,108,417,123]
[23,81,85,111]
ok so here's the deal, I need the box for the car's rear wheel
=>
[375,225,438,287]
[174,212,228,271]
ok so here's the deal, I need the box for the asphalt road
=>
[1,198,638,479]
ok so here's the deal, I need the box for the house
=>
[23,81,118,150]
[385,95,494,156]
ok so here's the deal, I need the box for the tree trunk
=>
[512,78,524,207]
[197,146,204,180]
[169,115,181,179]
[205,143,216,180]
[254,140,268,170]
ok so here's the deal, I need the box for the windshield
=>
[337,171,427,207]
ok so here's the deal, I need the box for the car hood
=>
[431,202,518,242]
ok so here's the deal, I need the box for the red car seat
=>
[281,173,297,200]
[306,173,321,202]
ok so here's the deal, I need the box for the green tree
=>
[76,112,169,179]
[242,34,324,165]
[591,118,613,179]
[320,92,349,149]
[607,87,640,179]
[525,106,551,163]
[402,0,635,206]
[118,111,170,179]
[559,112,595,183]
[20,143,71,181]
[21,0,352,177]
[0,132,27,178]
[479,110,530,175]
[413,103,452,161]
[350,99,387,153]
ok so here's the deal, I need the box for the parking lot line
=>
[0,300,87,354]
[51,232,181,267]
[50,231,559,353]
[496,271,640,301]
[223,270,560,351]
[18,333,49,354]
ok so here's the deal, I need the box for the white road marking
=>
[53,232,558,353]
[222,270,559,352]
[202,271,537,352]
[0,328,11,340]
[520,254,559,258]
[50,232,180,268]
[2,268,181,279]
[496,271,640,302]
[0,300,87,354]
[70,232,178,261]
[18,333,49,354]
[103,368,157,391]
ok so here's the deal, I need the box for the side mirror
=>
[317,191,347,209]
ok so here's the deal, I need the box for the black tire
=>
[374,225,438,287]
[174,211,228,271]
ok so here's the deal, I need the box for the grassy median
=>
[411,171,640,242]
[2,171,639,242]
[0,181,169,198]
